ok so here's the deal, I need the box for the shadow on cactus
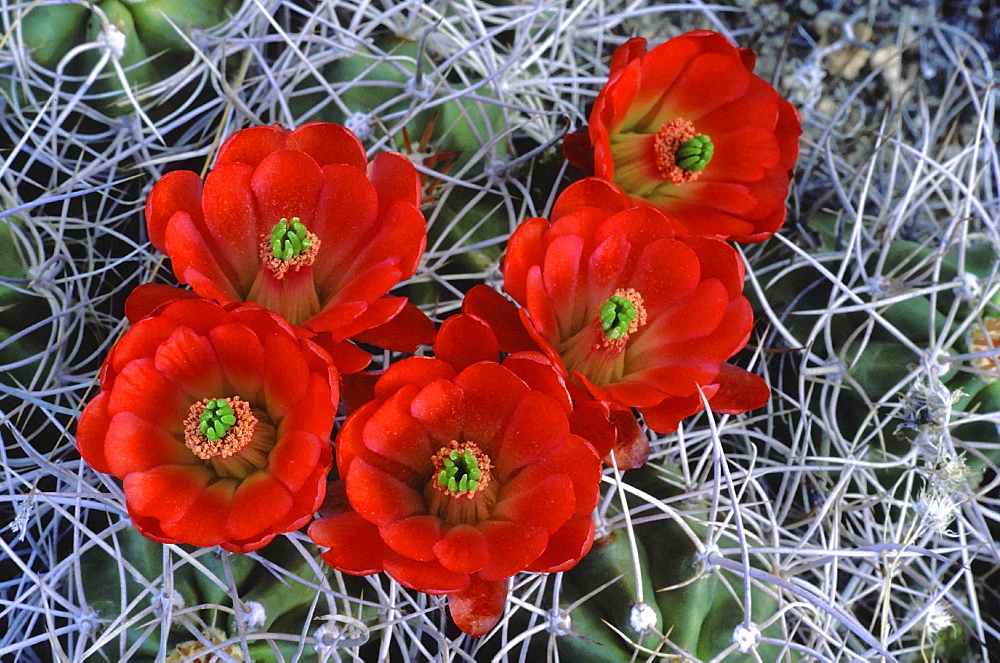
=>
[0,217,50,390]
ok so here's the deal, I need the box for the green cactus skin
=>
[554,465,792,661]
[12,0,241,117]
[78,527,381,660]
[558,529,664,660]
[0,221,46,388]
[295,35,508,169]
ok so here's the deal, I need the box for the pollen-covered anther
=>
[430,441,492,499]
[598,288,647,348]
[183,396,257,460]
[653,118,710,185]
[260,217,320,279]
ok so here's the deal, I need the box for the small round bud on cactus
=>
[239,601,267,631]
[313,615,370,654]
[733,623,760,653]
[629,602,657,633]
[151,587,184,621]
[546,609,573,636]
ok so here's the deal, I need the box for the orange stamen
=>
[653,118,701,185]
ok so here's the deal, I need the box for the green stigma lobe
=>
[600,295,638,340]
[437,448,482,494]
[270,217,313,261]
[199,398,236,441]
[675,135,713,172]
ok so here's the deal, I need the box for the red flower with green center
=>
[308,318,602,636]
[76,296,338,553]
[145,122,432,374]
[490,177,770,434]
[565,31,800,243]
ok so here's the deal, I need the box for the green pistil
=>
[270,217,313,261]
[198,398,237,441]
[436,449,482,493]
[600,295,638,341]
[675,135,713,172]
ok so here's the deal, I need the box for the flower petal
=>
[351,300,436,353]
[104,411,194,476]
[382,556,469,594]
[262,331,311,420]
[500,352,572,413]
[447,578,507,637]
[268,430,323,492]
[123,464,212,523]
[375,357,456,401]
[409,378,465,444]
[462,285,538,354]
[310,163,379,284]
[380,515,442,562]
[368,151,422,217]
[665,50,750,121]
[477,520,548,582]
[346,458,425,526]
[201,162,261,287]
[209,323,266,401]
[145,170,203,254]
[362,388,434,474]
[502,217,549,306]
[708,364,770,414]
[77,392,112,474]
[496,391,571,478]
[453,362,529,452]
[433,524,489,574]
[216,124,289,167]
[159,478,237,548]
[251,149,326,231]
[287,122,368,170]
[154,326,224,399]
[124,284,199,325]
[309,511,392,575]
[493,474,575,534]
[526,516,595,573]
[164,211,241,301]
[225,471,294,541]
[434,314,500,372]
[107,358,190,433]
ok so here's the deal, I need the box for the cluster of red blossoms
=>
[77,32,799,636]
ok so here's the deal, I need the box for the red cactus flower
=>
[308,320,602,636]
[145,122,433,374]
[565,31,800,243]
[491,177,770,434]
[76,296,338,553]
[456,286,650,468]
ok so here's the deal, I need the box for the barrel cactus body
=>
[7,0,242,118]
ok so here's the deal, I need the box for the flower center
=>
[425,441,497,525]
[558,288,648,387]
[183,397,256,460]
[653,118,711,185]
[436,448,484,493]
[183,397,276,478]
[598,288,647,347]
[260,217,320,279]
